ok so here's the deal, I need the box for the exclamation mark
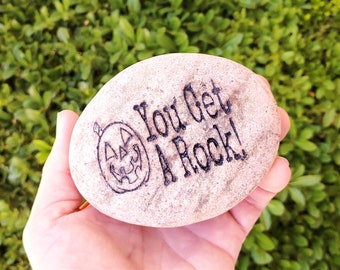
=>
[229,118,247,160]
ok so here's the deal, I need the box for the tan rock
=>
[69,53,281,227]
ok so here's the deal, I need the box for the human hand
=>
[23,98,291,270]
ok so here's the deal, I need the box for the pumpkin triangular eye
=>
[120,127,133,146]
[105,142,118,161]
[119,146,128,160]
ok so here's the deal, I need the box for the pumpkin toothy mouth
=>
[110,161,134,182]
[108,144,143,185]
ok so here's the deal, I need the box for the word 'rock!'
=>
[69,53,281,227]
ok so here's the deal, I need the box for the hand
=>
[23,105,291,269]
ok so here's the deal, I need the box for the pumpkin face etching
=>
[94,121,150,193]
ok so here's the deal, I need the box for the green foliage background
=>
[1,0,339,269]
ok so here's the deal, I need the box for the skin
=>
[23,81,291,270]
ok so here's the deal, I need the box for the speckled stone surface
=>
[69,53,281,227]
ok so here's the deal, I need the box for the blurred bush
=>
[0,0,339,269]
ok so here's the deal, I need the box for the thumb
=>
[30,110,82,219]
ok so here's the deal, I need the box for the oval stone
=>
[69,53,281,227]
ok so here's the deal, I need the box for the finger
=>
[257,74,271,89]
[30,110,81,218]
[278,107,290,141]
[256,75,290,141]
[229,156,291,234]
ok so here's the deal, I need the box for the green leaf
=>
[291,163,305,179]
[322,108,336,127]
[279,142,294,155]
[281,51,295,64]
[57,27,70,43]
[119,17,135,41]
[322,80,335,91]
[0,109,11,121]
[255,232,276,251]
[251,248,273,265]
[267,200,285,216]
[62,0,70,11]
[288,117,297,138]
[293,235,309,247]
[80,60,92,80]
[312,241,323,260]
[225,33,243,48]
[260,208,272,230]
[14,108,42,124]
[184,46,199,53]
[12,44,25,61]
[170,17,182,31]
[300,128,314,140]
[175,32,188,46]
[312,190,327,202]
[170,0,183,8]
[307,203,320,218]
[43,91,55,109]
[289,186,306,207]
[334,150,340,166]
[156,29,176,52]
[35,152,50,164]
[32,140,52,152]
[127,0,141,14]
[54,1,64,12]
[294,139,317,152]
[329,238,340,255]
[8,157,29,185]
[1,65,17,80]
[75,4,90,14]
[291,175,322,187]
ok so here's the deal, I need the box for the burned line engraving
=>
[94,79,247,193]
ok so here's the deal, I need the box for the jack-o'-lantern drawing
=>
[94,121,150,194]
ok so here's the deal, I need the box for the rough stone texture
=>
[69,53,281,227]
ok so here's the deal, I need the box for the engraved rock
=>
[69,53,281,227]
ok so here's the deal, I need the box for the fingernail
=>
[257,74,271,89]
[279,156,290,168]
[56,111,63,139]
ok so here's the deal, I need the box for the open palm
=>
[24,108,291,270]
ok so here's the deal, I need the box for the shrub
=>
[0,0,339,269]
